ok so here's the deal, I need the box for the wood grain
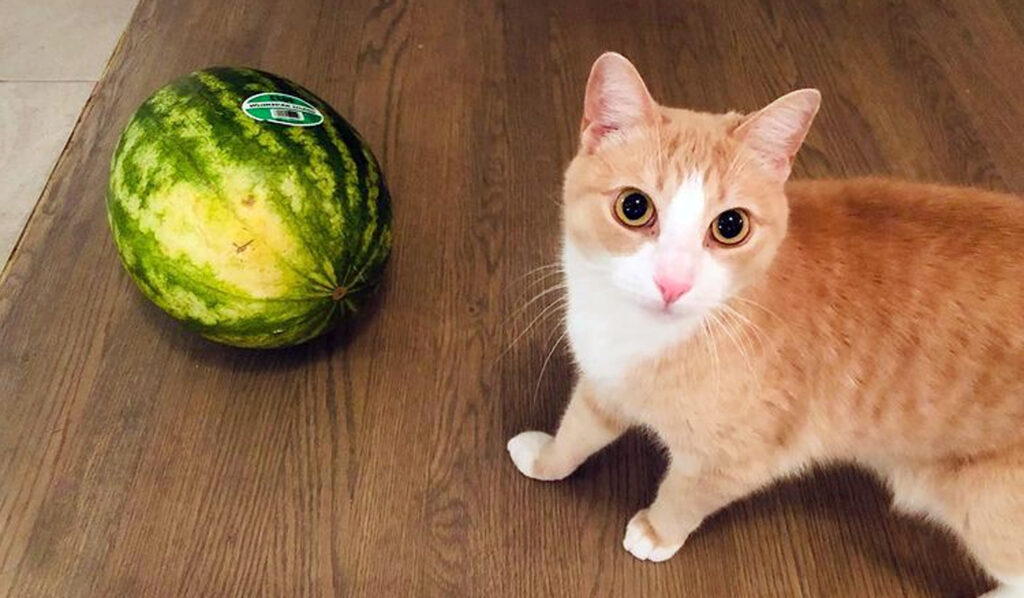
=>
[2,0,1020,595]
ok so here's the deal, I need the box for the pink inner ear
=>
[580,53,656,150]
[734,89,821,180]
[771,154,794,172]
[585,123,619,142]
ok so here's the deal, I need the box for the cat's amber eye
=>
[711,209,751,245]
[614,189,656,228]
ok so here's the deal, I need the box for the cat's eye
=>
[614,189,656,228]
[711,209,751,245]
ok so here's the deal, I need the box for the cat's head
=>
[563,52,819,323]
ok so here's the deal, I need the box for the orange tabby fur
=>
[507,53,1024,596]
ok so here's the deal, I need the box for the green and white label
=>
[241,92,324,127]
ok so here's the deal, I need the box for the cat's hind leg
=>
[891,455,1024,598]
[507,379,627,481]
[948,464,1023,598]
[981,575,1024,598]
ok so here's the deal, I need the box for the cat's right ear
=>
[733,89,821,181]
[580,52,657,152]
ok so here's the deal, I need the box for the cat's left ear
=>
[733,89,821,181]
[579,52,658,152]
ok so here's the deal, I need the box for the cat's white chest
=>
[566,308,637,387]
[566,300,697,386]
[563,253,700,389]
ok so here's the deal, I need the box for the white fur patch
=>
[506,431,557,480]
[887,469,948,521]
[563,172,733,387]
[981,579,1024,598]
[564,242,699,388]
[622,512,684,562]
[662,172,707,241]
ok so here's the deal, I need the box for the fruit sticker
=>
[241,92,324,127]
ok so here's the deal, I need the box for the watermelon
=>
[107,67,391,348]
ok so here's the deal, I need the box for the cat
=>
[507,52,1024,597]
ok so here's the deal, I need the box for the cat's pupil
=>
[622,193,649,221]
[717,210,745,239]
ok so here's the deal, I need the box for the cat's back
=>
[762,178,1024,457]
[777,176,1024,341]
[779,178,1024,300]
[784,177,1024,255]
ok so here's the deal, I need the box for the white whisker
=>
[513,263,562,281]
[504,264,564,294]
[708,309,755,383]
[532,324,568,404]
[515,270,565,295]
[720,304,767,354]
[733,296,784,325]
[700,316,721,399]
[506,283,568,323]
[498,296,568,360]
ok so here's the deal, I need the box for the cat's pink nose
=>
[655,275,692,305]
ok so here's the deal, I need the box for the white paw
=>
[982,583,1024,597]
[622,510,683,563]
[981,588,1024,598]
[985,575,1024,597]
[506,431,555,480]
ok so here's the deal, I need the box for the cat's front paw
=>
[506,431,564,481]
[623,509,684,563]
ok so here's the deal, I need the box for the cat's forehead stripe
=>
[663,171,706,238]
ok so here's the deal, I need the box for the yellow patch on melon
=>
[139,167,321,299]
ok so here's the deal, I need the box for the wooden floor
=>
[2,1,1022,595]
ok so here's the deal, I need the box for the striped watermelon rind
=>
[107,67,391,348]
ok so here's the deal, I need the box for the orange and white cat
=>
[507,52,1024,597]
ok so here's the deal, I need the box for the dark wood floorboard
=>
[2,0,1020,595]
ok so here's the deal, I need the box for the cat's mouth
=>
[639,297,687,317]
[633,292,712,321]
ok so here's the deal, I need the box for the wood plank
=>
[1,0,1016,595]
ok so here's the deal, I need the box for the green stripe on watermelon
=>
[107,67,391,348]
[145,74,343,290]
[254,70,384,290]
[270,69,393,301]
